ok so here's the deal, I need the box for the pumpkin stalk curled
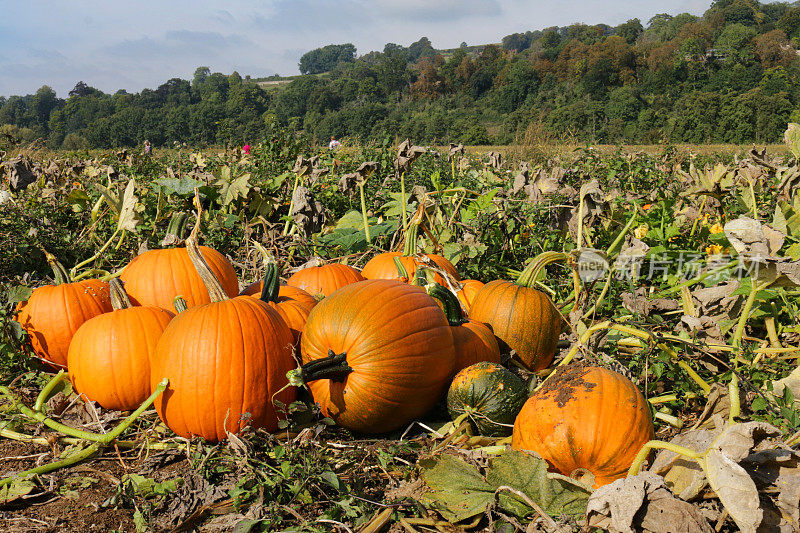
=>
[109,278,133,309]
[288,350,353,387]
[426,283,466,327]
[185,219,228,303]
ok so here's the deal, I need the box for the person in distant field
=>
[144,140,152,156]
[328,136,341,149]
[242,144,251,156]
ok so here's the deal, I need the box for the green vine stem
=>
[538,321,711,395]
[33,371,68,412]
[728,278,763,424]
[400,170,408,231]
[425,283,466,327]
[515,252,568,288]
[283,172,303,236]
[656,259,739,297]
[0,379,169,487]
[606,211,638,258]
[627,440,703,478]
[69,228,121,280]
[359,180,371,244]
[689,196,709,237]
[0,422,176,451]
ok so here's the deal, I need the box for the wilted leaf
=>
[586,472,713,533]
[785,123,800,160]
[705,449,761,532]
[117,179,141,233]
[420,454,494,522]
[0,478,36,503]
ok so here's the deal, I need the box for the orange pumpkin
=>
[287,261,364,298]
[469,263,562,371]
[249,255,315,347]
[151,231,295,442]
[293,279,455,433]
[512,365,654,488]
[455,279,484,312]
[68,279,173,410]
[240,281,318,307]
[426,283,501,376]
[14,253,112,369]
[361,210,459,285]
[120,245,238,310]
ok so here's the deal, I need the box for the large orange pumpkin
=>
[14,253,112,369]
[293,279,455,433]
[68,279,173,411]
[512,365,654,487]
[151,231,296,442]
[120,245,238,310]
[426,283,501,376]
[468,263,562,371]
[287,261,364,298]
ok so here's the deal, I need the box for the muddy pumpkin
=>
[512,364,654,488]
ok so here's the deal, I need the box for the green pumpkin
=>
[446,362,528,437]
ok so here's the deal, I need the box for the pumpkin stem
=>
[400,204,426,256]
[185,190,228,303]
[288,350,353,386]
[515,251,568,288]
[173,296,188,313]
[393,256,410,281]
[42,249,70,284]
[162,211,188,246]
[425,283,465,326]
[252,241,281,303]
[109,279,133,310]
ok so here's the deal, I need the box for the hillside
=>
[2,0,800,149]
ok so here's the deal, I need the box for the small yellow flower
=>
[634,224,649,239]
[705,244,724,256]
[709,223,724,234]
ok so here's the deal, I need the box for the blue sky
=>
[0,0,712,98]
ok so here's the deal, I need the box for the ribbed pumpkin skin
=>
[300,280,455,433]
[512,366,654,487]
[456,280,484,312]
[452,320,502,376]
[287,264,364,298]
[260,297,313,347]
[15,280,112,368]
[68,306,173,410]
[151,297,296,442]
[120,247,238,310]
[240,282,318,308]
[361,252,460,285]
[447,362,528,437]
[468,280,561,371]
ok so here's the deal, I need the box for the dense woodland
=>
[3,0,800,149]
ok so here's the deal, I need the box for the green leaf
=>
[486,450,591,519]
[154,177,205,196]
[321,471,342,492]
[6,285,33,305]
[0,479,35,503]
[218,172,251,206]
[420,450,591,523]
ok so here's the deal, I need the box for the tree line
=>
[2,0,800,149]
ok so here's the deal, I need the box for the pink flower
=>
[242,144,251,154]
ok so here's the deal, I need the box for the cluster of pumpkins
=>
[14,229,654,488]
